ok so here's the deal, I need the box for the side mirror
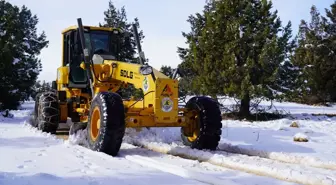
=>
[52,81,57,90]
[139,65,153,75]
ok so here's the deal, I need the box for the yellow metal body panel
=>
[104,61,157,108]
[125,115,186,128]
[59,103,68,122]
[61,25,120,34]
[154,78,179,124]
[55,25,193,129]
[56,58,188,127]
[57,67,69,85]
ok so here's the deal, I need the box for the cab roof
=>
[61,25,120,34]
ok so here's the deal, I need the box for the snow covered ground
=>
[0,100,335,185]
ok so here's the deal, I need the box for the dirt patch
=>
[56,134,69,140]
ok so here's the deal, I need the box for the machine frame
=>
[33,18,222,156]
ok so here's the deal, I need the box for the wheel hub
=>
[90,107,101,141]
[187,114,200,142]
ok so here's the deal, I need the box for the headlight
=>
[139,65,153,75]
[92,54,104,64]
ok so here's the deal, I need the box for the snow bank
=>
[219,117,336,170]
[2,102,295,185]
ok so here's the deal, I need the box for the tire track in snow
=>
[124,138,336,185]
[124,155,239,185]
[58,130,335,185]
[62,133,238,185]
[58,133,300,185]
[218,142,336,171]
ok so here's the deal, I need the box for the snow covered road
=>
[0,127,295,185]
[0,101,335,185]
[124,129,336,185]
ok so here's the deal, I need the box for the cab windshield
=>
[83,30,119,60]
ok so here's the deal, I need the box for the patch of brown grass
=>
[290,122,299,128]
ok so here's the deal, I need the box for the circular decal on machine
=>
[143,76,149,92]
[161,97,173,112]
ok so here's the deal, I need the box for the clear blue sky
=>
[6,0,335,82]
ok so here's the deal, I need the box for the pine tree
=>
[177,6,208,97]
[323,2,336,102]
[160,65,174,78]
[178,0,295,117]
[292,4,336,104]
[30,80,52,99]
[100,0,145,64]
[0,0,48,110]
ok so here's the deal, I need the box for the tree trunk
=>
[239,93,250,118]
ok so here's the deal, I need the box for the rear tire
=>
[32,93,42,127]
[37,91,60,134]
[86,92,126,156]
[181,96,222,150]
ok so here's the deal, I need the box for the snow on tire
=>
[181,96,222,150]
[86,92,126,157]
[37,91,60,134]
[31,92,42,127]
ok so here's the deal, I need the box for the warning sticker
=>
[143,76,149,92]
[161,97,173,112]
[161,84,173,97]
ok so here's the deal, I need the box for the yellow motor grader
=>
[33,18,222,156]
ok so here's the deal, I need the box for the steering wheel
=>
[93,39,108,52]
[94,48,107,55]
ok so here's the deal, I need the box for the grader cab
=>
[33,18,222,156]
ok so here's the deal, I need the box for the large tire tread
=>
[37,91,60,134]
[87,92,126,157]
[32,92,42,127]
[181,96,222,150]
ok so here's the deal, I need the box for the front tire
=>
[181,96,222,150]
[86,92,126,156]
